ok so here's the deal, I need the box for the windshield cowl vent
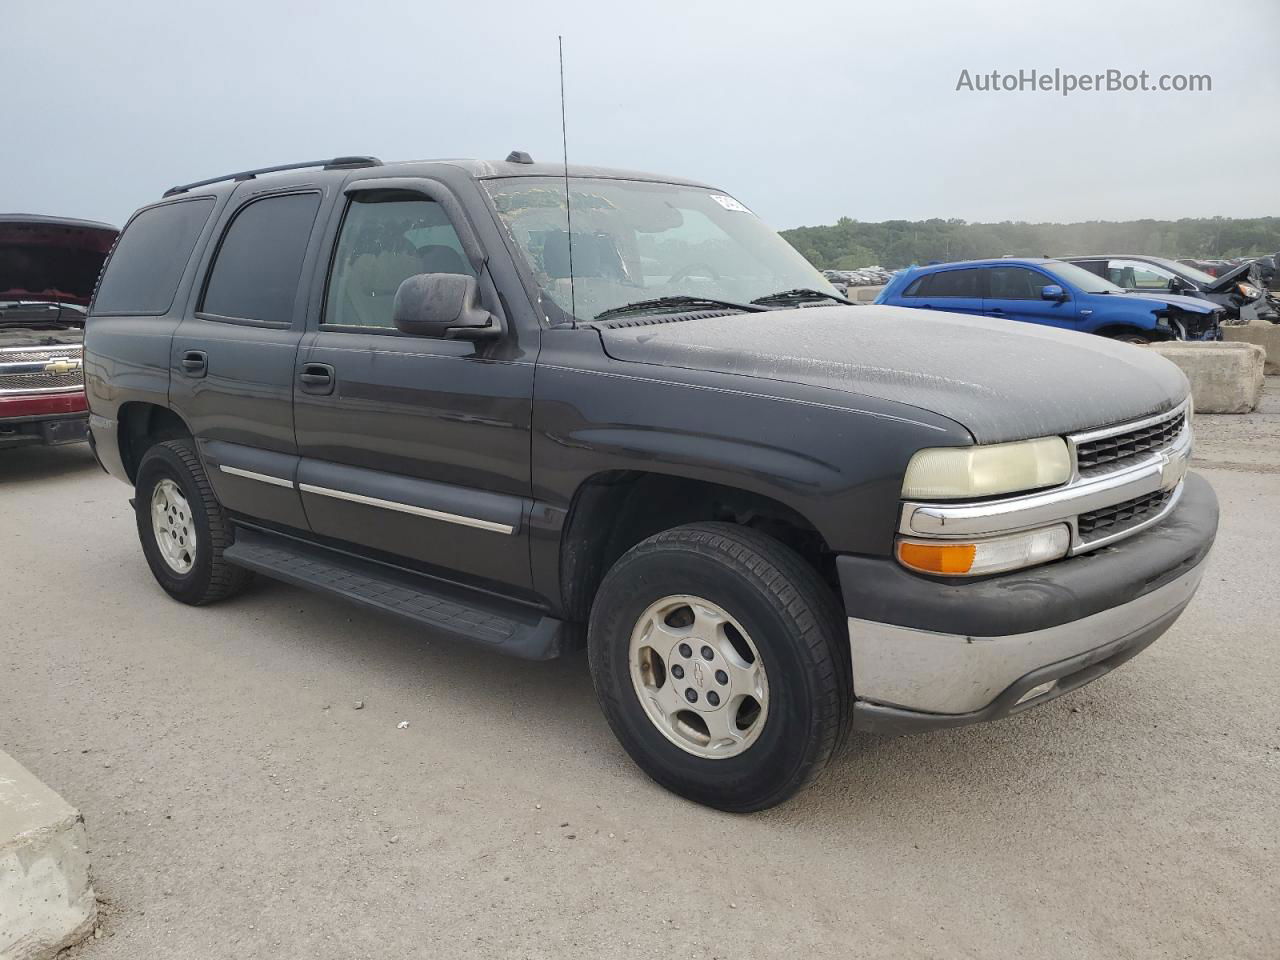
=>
[594,309,744,330]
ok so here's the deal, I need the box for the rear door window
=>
[201,192,322,325]
[921,269,982,297]
[91,198,214,315]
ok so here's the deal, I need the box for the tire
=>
[588,522,850,812]
[134,438,251,605]
[1111,331,1152,344]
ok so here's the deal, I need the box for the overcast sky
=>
[7,0,1279,230]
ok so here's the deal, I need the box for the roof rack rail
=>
[162,156,382,198]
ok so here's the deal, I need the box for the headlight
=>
[901,437,1071,500]
[1237,283,1261,299]
[897,525,1071,577]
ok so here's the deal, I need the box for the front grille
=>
[0,371,83,391]
[0,346,84,394]
[1075,409,1184,475]
[1077,488,1174,540]
[0,346,83,364]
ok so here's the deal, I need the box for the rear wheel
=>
[135,438,251,605]
[588,522,849,812]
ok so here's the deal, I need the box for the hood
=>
[598,305,1188,445]
[0,215,118,311]
[1201,260,1260,296]
[1115,291,1219,314]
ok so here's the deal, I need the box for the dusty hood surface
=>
[599,304,1189,444]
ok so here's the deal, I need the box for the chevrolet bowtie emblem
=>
[43,358,81,376]
[1160,449,1188,491]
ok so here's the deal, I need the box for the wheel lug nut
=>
[700,646,714,661]
[678,643,692,658]
[715,670,728,685]
[671,664,685,680]
[685,688,698,703]
[707,691,720,707]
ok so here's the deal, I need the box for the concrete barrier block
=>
[1222,323,1279,376]
[848,285,883,303]
[1147,341,1265,414]
[0,751,96,960]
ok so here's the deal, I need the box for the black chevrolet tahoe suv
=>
[84,155,1218,811]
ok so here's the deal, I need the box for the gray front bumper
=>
[841,471,1218,735]
[849,558,1204,732]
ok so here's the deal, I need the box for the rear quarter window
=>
[91,197,215,315]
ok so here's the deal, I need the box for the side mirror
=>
[1040,284,1067,301]
[392,273,500,340]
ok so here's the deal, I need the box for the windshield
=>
[1154,258,1215,286]
[1044,261,1127,295]
[483,177,836,322]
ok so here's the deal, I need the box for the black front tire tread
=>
[590,522,850,812]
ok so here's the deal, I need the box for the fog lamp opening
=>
[1014,680,1058,705]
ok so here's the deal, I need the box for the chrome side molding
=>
[297,482,515,535]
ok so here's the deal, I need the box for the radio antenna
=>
[558,35,577,324]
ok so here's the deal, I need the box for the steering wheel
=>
[667,261,722,285]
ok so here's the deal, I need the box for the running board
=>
[223,528,571,661]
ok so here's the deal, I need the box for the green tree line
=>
[780,216,1280,270]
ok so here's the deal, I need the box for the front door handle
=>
[181,350,207,377]
[298,362,335,395]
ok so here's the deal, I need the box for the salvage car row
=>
[4,201,1276,455]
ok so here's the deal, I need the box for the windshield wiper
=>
[593,295,768,322]
[750,288,852,307]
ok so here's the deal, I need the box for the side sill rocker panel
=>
[223,527,570,661]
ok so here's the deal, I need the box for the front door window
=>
[324,193,474,330]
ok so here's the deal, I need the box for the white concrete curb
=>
[0,751,96,960]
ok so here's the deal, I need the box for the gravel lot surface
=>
[2,391,1278,960]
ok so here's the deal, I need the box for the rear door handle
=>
[181,350,207,377]
[298,362,335,395]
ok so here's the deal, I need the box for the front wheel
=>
[135,438,251,605]
[1110,331,1152,344]
[588,523,850,812]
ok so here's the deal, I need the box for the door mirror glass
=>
[1040,284,1067,301]
[392,273,498,339]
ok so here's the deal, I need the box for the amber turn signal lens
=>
[897,541,977,575]
[897,525,1071,577]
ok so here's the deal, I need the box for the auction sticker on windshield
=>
[709,194,751,213]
